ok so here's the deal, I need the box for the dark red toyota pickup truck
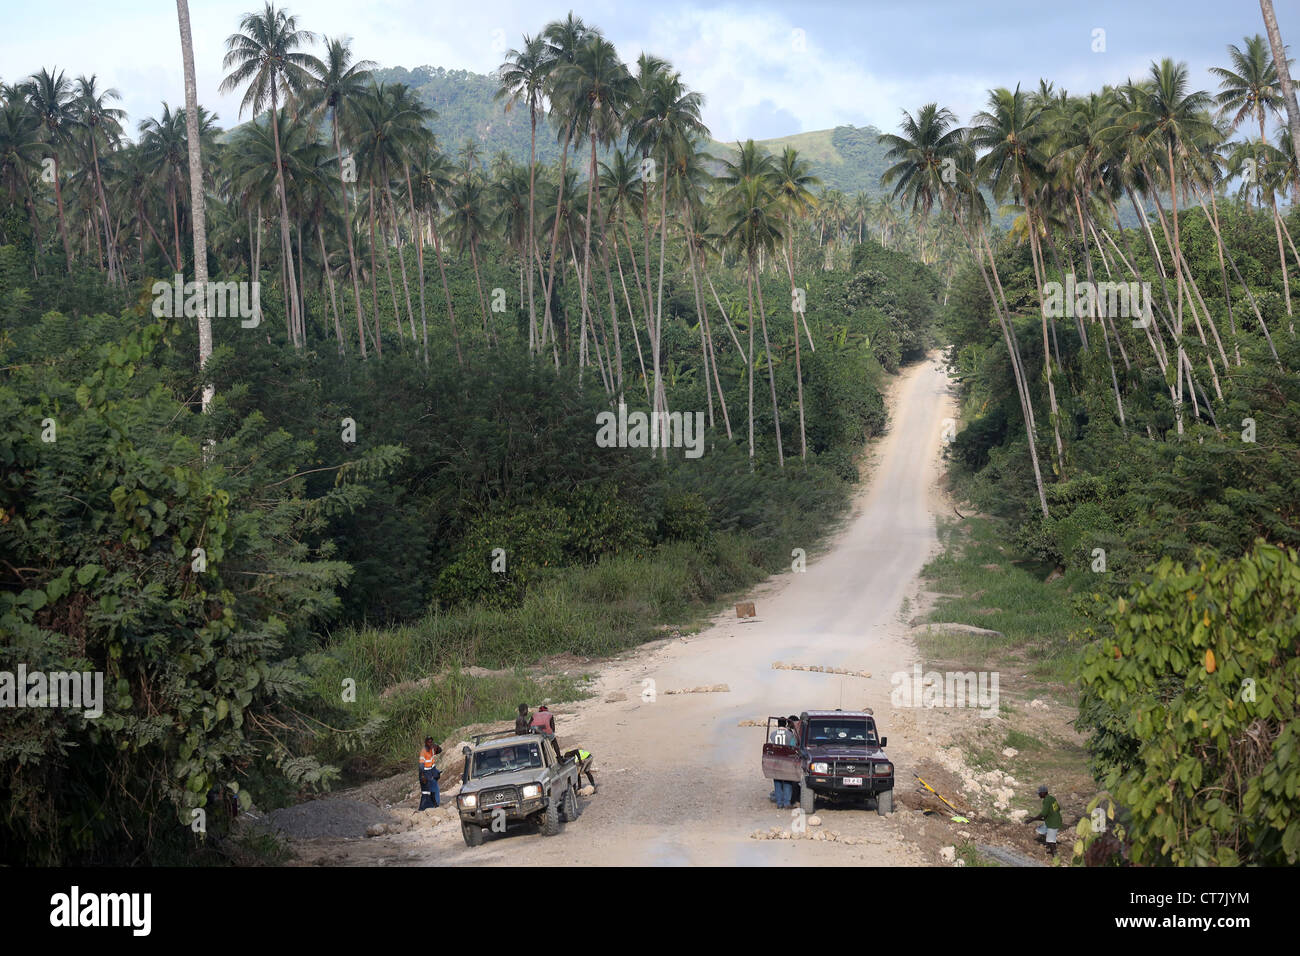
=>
[762,709,895,814]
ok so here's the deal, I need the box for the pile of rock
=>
[771,662,871,678]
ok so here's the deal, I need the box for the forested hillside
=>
[3,0,1297,872]
[0,11,938,864]
[893,46,1300,863]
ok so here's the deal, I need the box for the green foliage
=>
[0,317,385,864]
[1077,541,1300,866]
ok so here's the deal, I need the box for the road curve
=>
[426,355,958,866]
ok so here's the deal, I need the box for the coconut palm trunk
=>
[754,264,784,467]
[333,117,367,357]
[429,212,462,365]
[268,102,302,348]
[176,0,212,413]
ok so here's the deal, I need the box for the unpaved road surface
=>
[277,357,1008,866]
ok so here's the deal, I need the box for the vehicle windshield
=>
[807,718,876,746]
[472,743,543,778]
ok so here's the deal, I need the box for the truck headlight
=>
[521,784,542,799]
[459,794,477,809]
[874,762,893,776]
[810,762,829,775]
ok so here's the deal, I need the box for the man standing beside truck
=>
[418,737,442,811]
[769,718,797,809]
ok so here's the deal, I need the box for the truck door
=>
[762,717,803,781]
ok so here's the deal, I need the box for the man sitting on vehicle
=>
[515,703,532,736]
[530,704,556,735]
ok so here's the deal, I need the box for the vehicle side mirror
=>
[880,737,887,748]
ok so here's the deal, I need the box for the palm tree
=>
[302,36,375,357]
[537,164,582,364]
[601,148,653,398]
[680,201,731,437]
[880,103,967,269]
[851,191,871,244]
[175,0,214,413]
[627,60,707,442]
[552,34,633,389]
[774,146,821,459]
[24,68,77,268]
[496,34,552,354]
[446,174,492,344]
[220,2,316,347]
[226,108,319,347]
[71,75,125,282]
[1121,60,1215,434]
[1260,0,1300,151]
[721,144,785,466]
[138,104,189,271]
[537,13,598,361]
[352,82,429,349]
[971,86,1070,469]
[413,146,463,365]
[1211,35,1282,146]
[0,97,42,220]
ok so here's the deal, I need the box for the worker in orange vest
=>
[418,737,442,811]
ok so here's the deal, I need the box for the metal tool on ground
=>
[914,772,970,823]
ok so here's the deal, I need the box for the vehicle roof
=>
[472,735,543,750]
[802,710,875,719]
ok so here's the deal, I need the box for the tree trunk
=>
[527,104,538,353]
[51,153,74,269]
[176,0,212,413]
[404,165,429,365]
[1262,1,1300,151]
[318,227,344,356]
[755,265,784,468]
[367,182,383,357]
[333,116,367,358]
[269,99,302,348]
[430,214,462,366]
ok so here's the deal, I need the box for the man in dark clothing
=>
[514,703,531,736]
[417,737,442,810]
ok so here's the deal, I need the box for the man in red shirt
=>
[529,704,556,735]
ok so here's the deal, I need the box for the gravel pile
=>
[264,797,397,840]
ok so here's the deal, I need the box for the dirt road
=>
[280,356,982,866]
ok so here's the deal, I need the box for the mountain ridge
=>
[372,64,894,197]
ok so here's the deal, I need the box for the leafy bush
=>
[1077,540,1300,865]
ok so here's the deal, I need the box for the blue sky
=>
[3,1,1297,141]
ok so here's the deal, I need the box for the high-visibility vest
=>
[530,711,554,733]
[420,747,436,770]
[578,749,590,761]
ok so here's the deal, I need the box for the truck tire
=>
[799,782,816,814]
[541,798,562,836]
[876,790,893,816]
[462,822,485,847]
[561,784,579,822]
